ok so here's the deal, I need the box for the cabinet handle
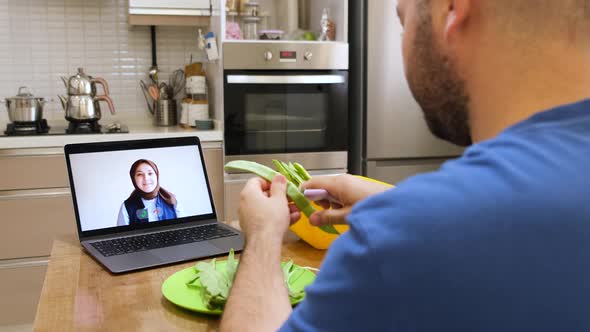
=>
[0,148,63,158]
[0,188,70,200]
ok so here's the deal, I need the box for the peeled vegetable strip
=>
[293,162,311,181]
[272,160,295,184]
[286,162,305,187]
[224,160,340,235]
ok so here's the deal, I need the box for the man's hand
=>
[238,175,296,243]
[298,174,392,226]
[221,174,294,332]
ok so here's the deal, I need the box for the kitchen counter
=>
[0,123,223,149]
[33,224,326,331]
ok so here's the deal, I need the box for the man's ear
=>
[444,0,471,41]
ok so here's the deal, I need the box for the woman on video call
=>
[117,159,184,226]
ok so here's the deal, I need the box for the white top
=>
[116,197,184,226]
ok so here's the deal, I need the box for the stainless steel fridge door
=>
[367,158,449,186]
[366,0,463,159]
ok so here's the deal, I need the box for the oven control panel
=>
[223,42,349,70]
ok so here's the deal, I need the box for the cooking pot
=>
[3,87,46,122]
[58,94,115,122]
[61,68,110,96]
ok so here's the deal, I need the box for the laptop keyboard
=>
[90,224,237,257]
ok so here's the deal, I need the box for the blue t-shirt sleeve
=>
[279,212,393,332]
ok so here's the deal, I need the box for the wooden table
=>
[33,227,326,331]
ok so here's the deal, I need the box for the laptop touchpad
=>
[152,242,221,261]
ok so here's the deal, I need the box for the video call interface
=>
[68,145,214,232]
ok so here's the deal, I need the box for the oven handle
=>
[226,75,346,85]
[246,127,327,134]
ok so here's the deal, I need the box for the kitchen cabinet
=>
[128,0,215,26]
[0,142,224,328]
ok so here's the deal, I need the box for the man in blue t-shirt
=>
[220,0,590,331]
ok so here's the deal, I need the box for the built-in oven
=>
[223,42,349,171]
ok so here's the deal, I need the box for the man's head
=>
[396,0,590,146]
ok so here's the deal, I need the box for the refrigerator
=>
[349,0,463,184]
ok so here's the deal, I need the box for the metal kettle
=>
[61,67,110,96]
[58,94,115,123]
[59,67,115,122]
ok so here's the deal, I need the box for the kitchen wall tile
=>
[0,0,208,125]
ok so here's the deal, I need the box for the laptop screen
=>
[67,141,214,232]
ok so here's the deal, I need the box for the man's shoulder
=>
[350,130,586,249]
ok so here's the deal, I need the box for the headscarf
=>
[128,159,176,206]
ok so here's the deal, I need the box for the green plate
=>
[161,260,316,315]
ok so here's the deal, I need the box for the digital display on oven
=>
[279,51,297,62]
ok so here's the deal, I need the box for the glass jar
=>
[243,16,261,40]
[242,1,259,16]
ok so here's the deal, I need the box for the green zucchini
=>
[225,160,340,235]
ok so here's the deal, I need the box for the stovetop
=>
[3,120,129,136]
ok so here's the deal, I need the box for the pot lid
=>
[10,86,42,100]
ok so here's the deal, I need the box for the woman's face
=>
[134,163,158,193]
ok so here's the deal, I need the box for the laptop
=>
[64,136,244,274]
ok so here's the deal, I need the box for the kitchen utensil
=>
[148,26,159,85]
[158,82,171,100]
[4,87,46,122]
[139,80,155,114]
[148,67,159,86]
[148,85,160,101]
[303,189,342,207]
[153,99,177,126]
[61,68,110,96]
[169,69,185,97]
[59,94,115,122]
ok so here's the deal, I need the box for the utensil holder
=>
[154,99,177,126]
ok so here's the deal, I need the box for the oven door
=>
[224,70,348,156]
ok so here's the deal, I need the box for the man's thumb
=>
[270,174,288,198]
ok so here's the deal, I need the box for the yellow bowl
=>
[289,176,393,250]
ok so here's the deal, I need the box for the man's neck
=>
[467,48,590,143]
